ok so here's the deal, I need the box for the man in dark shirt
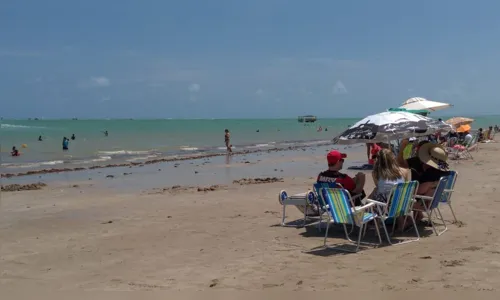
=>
[317,150,366,205]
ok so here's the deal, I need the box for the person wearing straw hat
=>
[413,143,452,221]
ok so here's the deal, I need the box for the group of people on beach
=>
[310,137,454,230]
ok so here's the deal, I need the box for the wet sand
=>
[1,140,499,291]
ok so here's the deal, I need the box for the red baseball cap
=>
[327,150,347,165]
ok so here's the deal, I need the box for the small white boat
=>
[298,115,317,123]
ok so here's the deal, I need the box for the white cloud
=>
[91,76,110,87]
[188,83,201,102]
[79,76,111,88]
[188,83,200,92]
[332,80,348,94]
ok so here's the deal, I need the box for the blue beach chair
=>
[414,176,450,236]
[439,171,459,223]
[367,181,420,245]
[320,187,381,253]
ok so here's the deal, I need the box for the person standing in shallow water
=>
[71,134,75,140]
[224,129,232,153]
[62,137,69,151]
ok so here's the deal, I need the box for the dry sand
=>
[1,141,500,291]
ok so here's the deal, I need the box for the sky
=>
[2,0,500,119]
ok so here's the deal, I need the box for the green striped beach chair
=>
[320,187,382,253]
[313,182,364,232]
[367,181,420,245]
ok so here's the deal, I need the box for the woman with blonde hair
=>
[369,148,411,203]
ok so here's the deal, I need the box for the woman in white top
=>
[369,148,411,203]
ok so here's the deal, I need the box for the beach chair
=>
[278,190,317,227]
[445,137,459,159]
[459,134,478,160]
[414,176,450,236]
[439,171,459,224]
[367,181,420,245]
[320,187,382,253]
[313,182,364,232]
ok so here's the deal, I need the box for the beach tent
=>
[400,97,451,112]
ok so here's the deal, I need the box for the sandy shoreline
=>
[1,140,499,291]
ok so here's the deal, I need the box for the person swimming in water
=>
[104,130,108,137]
[38,135,42,141]
[62,137,69,151]
[224,129,232,153]
[11,146,19,156]
[71,134,75,140]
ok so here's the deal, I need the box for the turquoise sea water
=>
[1,116,498,171]
[1,118,353,169]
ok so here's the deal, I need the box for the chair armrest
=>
[353,202,376,212]
[415,195,433,200]
[366,199,388,207]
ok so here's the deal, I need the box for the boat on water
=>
[298,115,317,123]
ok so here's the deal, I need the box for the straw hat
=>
[418,143,449,170]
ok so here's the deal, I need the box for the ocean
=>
[1,116,498,172]
[1,118,353,171]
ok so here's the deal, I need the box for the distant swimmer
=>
[38,135,43,141]
[325,127,328,132]
[224,129,232,153]
[104,130,108,137]
[11,146,20,157]
[62,137,69,151]
[256,129,260,132]
[71,134,76,140]
[317,126,323,132]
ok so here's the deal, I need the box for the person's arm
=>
[366,144,371,160]
[397,139,409,167]
[352,173,366,194]
[402,168,411,181]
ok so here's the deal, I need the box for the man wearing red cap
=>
[317,150,366,205]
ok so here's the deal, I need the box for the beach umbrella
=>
[445,117,474,127]
[332,111,452,145]
[387,107,429,116]
[456,124,471,133]
[400,97,451,112]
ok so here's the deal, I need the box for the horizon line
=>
[1,113,499,121]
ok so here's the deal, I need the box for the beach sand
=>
[1,141,500,291]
